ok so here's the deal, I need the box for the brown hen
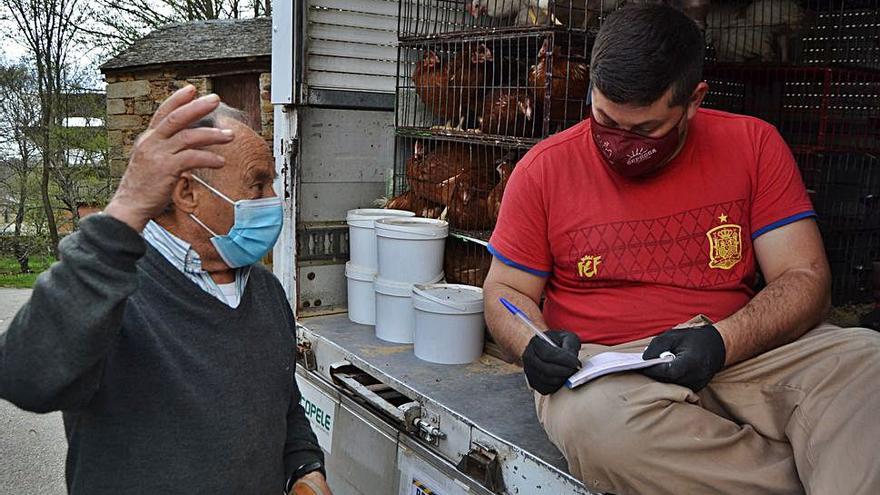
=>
[446,166,496,230]
[488,159,516,222]
[529,39,589,124]
[413,51,455,127]
[413,44,494,131]
[406,141,492,205]
[444,237,492,287]
[386,190,445,219]
[479,89,540,137]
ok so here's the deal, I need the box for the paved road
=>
[0,288,67,495]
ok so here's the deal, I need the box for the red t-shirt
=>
[489,109,815,345]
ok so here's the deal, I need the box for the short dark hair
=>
[590,4,705,107]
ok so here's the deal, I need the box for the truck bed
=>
[298,312,575,477]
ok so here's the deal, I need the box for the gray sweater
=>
[0,214,323,494]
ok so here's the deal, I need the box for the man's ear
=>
[171,173,198,214]
[687,81,710,119]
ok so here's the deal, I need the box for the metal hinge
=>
[281,136,298,201]
[456,442,506,493]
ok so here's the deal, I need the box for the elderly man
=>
[485,5,880,495]
[0,87,331,495]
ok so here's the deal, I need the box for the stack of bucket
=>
[346,210,487,365]
[345,209,415,325]
[374,217,448,344]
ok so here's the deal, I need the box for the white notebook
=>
[565,351,675,389]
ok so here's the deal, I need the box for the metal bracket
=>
[399,402,422,434]
[456,442,506,494]
[296,339,317,371]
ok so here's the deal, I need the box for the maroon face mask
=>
[590,110,686,178]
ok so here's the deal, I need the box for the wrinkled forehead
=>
[209,120,275,185]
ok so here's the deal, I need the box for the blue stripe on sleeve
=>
[487,244,552,277]
[752,210,817,240]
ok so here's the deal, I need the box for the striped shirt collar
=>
[142,220,250,307]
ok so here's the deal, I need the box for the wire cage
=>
[701,0,880,304]
[799,151,880,230]
[386,0,880,306]
[823,228,880,304]
[797,151,880,303]
[398,0,713,39]
[706,65,880,154]
[396,31,592,143]
[383,136,524,287]
[706,1,879,68]
[390,136,523,230]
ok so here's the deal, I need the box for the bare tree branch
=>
[87,0,269,54]
[1,0,91,255]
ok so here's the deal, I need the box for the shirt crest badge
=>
[707,213,742,270]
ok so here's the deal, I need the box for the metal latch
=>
[329,362,446,445]
[412,416,446,445]
[296,339,317,371]
[400,399,446,445]
[456,442,506,493]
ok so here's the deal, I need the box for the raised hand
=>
[104,85,235,232]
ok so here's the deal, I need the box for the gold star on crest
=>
[718,213,729,223]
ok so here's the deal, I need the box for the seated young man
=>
[484,5,880,494]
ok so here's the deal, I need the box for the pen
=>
[499,298,559,348]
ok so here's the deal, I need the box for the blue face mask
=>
[189,174,283,268]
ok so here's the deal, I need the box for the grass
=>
[0,255,55,289]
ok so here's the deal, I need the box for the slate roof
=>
[101,17,271,72]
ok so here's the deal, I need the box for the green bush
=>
[0,234,50,258]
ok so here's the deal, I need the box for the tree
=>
[89,0,271,50]
[0,0,91,257]
[0,59,41,272]
[48,65,112,231]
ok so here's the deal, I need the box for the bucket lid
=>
[375,273,444,297]
[345,262,377,282]
[375,217,449,239]
[347,208,415,228]
[413,284,484,314]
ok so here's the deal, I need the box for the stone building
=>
[100,17,272,179]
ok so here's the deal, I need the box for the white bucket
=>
[374,273,443,344]
[412,284,485,365]
[347,209,415,271]
[375,218,449,284]
[346,262,377,325]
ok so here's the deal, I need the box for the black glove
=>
[641,324,726,392]
[522,330,582,395]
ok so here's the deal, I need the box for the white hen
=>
[468,0,549,19]
[467,0,565,27]
[707,0,806,63]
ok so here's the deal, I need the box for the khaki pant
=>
[535,323,880,495]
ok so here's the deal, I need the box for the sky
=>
[5,43,26,59]
[1,3,126,90]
